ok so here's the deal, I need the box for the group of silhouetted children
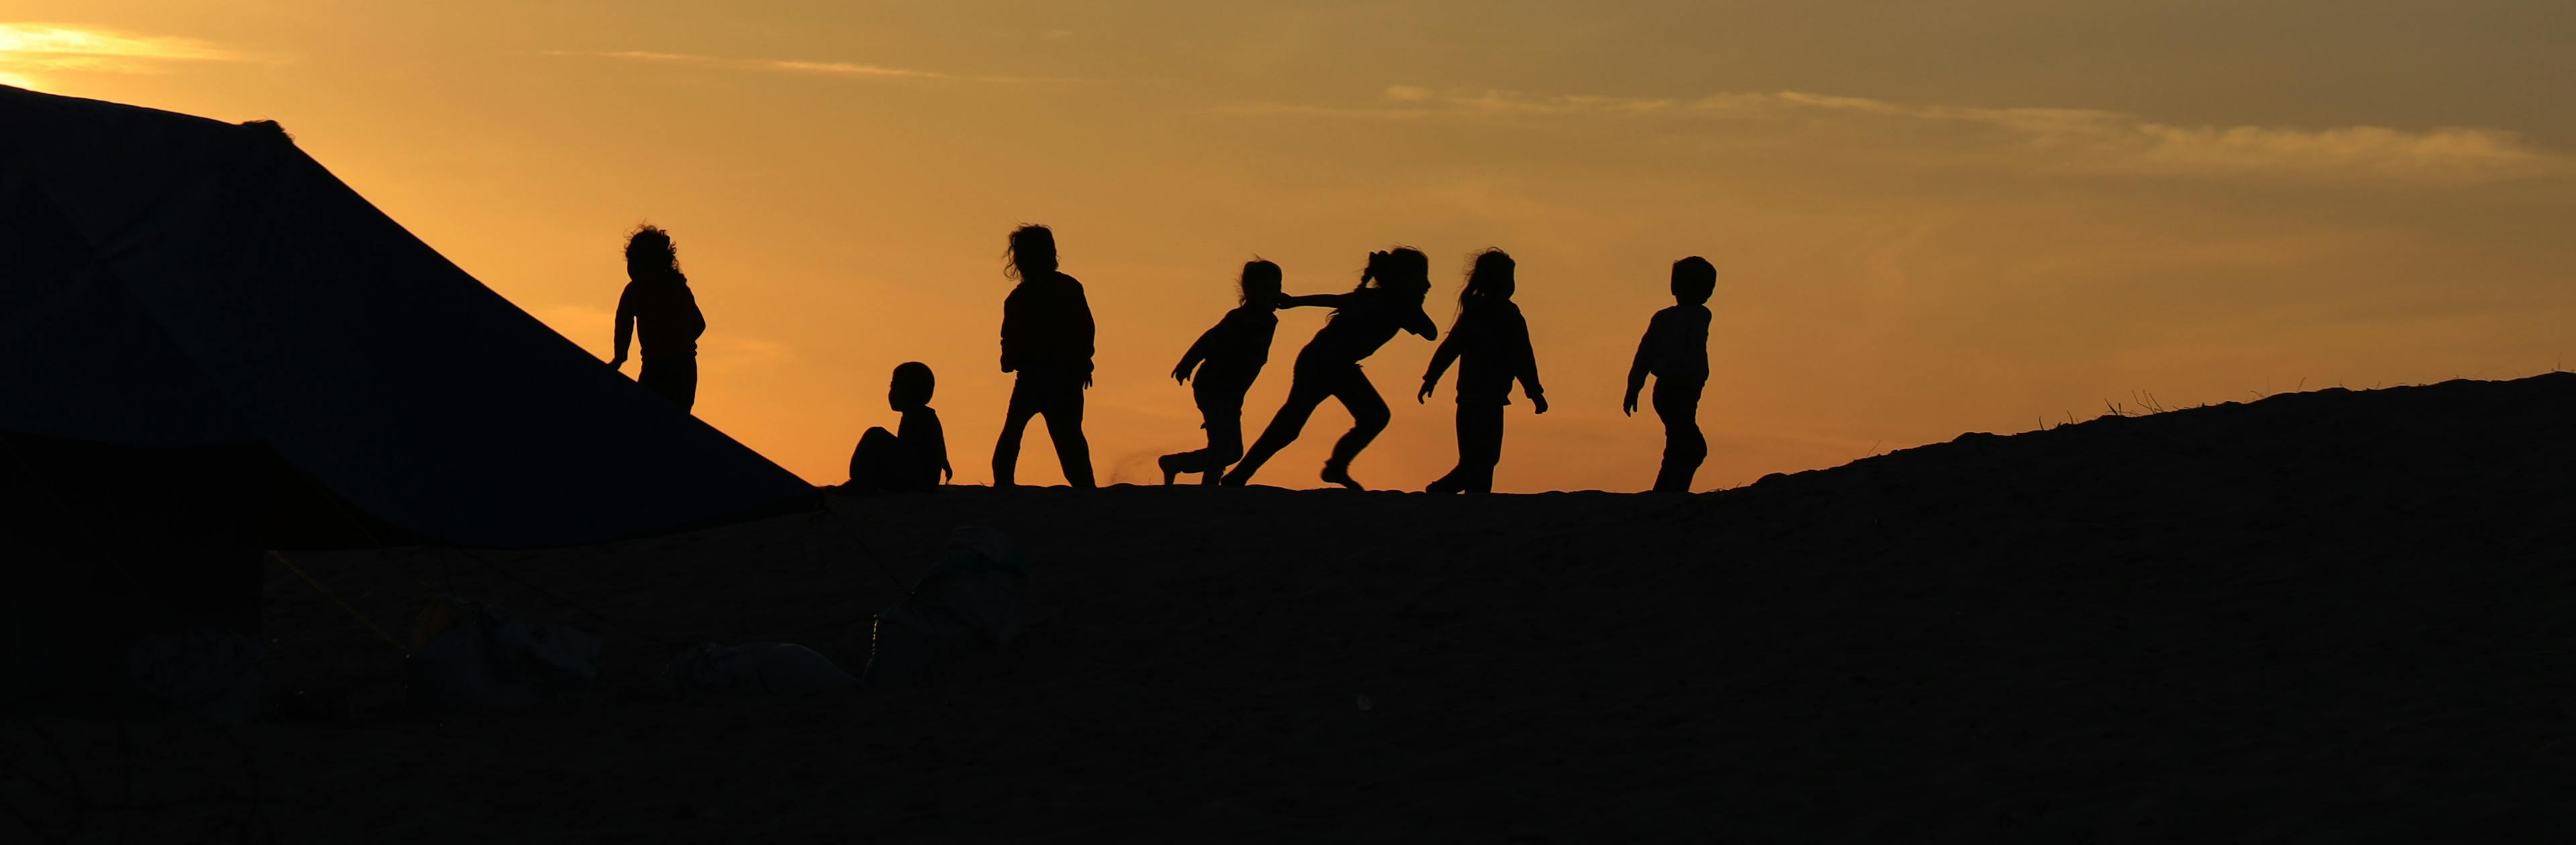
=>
[609,223,1714,494]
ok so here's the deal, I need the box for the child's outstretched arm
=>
[1418,320,1467,403]
[1513,316,1547,414]
[1074,286,1096,363]
[998,290,1022,373]
[1073,284,1097,388]
[925,412,953,482]
[607,286,636,370]
[1275,292,1350,310]
[1402,302,1439,341]
[1172,322,1222,384]
[1623,322,1656,416]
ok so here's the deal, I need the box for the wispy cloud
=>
[0,22,255,89]
[1766,91,2565,182]
[1382,84,1434,103]
[1232,87,2571,183]
[1222,88,1762,119]
[547,50,1036,83]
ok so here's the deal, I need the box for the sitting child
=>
[846,361,952,494]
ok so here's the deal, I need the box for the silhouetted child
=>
[606,225,706,411]
[847,362,952,494]
[991,225,1096,488]
[1224,248,1438,490]
[1625,256,1715,492]
[1420,249,1546,494]
[1160,260,1283,485]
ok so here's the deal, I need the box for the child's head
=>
[625,224,680,282]
[1004,224,1057,281]
[1670,256,1715,305]
[1459,248,1516,306]
[1238,259,1282,307]
[1358,247,1431,298]
[888,361,935,410]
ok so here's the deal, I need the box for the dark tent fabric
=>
[0,86,815,549]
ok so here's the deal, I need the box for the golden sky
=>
[9,3,2573,491]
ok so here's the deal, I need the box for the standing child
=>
[1159,260,1283,485]
[1623,256,1715,492]
[1419,249,1546,494]
[847,361,952,494]
[990,225,1097,488]
[1223,247,1438,490]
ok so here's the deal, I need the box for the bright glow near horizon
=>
[9,5,2573,491]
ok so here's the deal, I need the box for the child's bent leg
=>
[1323,370,1389,488]
[848,427,901,493]
[1227,379,1329,485]
[1159,403,1237,484]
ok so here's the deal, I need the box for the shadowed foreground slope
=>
[9,375,2573,840]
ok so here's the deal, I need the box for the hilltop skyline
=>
[7,3,2571,490]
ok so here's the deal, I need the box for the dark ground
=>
[7,374,2574,842]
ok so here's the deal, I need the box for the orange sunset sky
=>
[7,3,2572,492]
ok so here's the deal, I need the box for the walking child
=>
[1159,260,1283,485]
[990,225,1097,488]
[1419,249,1546,494]
[1623,256,1715,492]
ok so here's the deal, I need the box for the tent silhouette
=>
[1,87,815,699]
[1,85,813,547]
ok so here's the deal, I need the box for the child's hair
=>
[625,224,682,280]
[1458,248,1516,309]
[1238,259,1282,304]
[1004,224,1057,281]
[1671,256,1715,304]
[1354,247,1430,296]
[890,361,936,408]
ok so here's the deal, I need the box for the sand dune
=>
[7,374,2572,840]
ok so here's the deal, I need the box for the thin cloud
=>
[547,50,1036,83]
[1768,90,2568,182]
[1232,87,2571,183]
[1383,84,1434,103]
[0,23,254,88]
[761,60,941,78]
[585,50,700,63]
